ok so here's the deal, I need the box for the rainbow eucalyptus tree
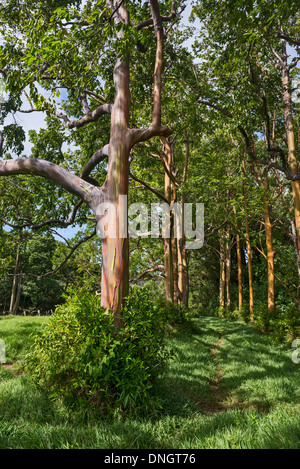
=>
[0,0,183,329]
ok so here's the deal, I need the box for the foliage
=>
[154,298,189,326]
[25,287,171,417]
[2,316,300,449]
[215,303,300,344]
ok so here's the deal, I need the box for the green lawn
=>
[0,314,300,449]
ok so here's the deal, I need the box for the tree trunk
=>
[233,204,243,311]
[13,272,22,315]
[236,233,243,311]
[163,137,175,303]
[177,195,189,308]
[291,219,300,309]
[163,237,174,303]
[177,130,189,308]
[243,181,254,317]
[9,240,20,315]
[263,192,275,312]
[171,230,179,303]
[250,158,275,312]
[219,235,226,309]
[282,43,300,259]
[225,224,231,309]
[100,57,131,331]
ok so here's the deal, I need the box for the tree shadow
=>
[152,317,300,418]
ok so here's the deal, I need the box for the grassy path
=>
[1,315,300,448]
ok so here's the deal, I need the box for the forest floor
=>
[0,314,300,449]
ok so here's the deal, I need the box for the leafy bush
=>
[25,288,171,417]
[239,305,251,323]
[214,301,300,345]
[154,298,189,325]
[268,305,300,344]
[252,304,271,333]
[214,307,226,318]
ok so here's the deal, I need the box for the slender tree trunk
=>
[163,137,176,303]
[9,240,20,315]
[236,233,243,311]
[251,159,275,312]
[233,203,243,311]
[163,145,174,303]
[171,230,179,303]
[163,237,174,303]
[263,191,275,311]
[13,272,22,315]
[177,234,188,307]
[177,195,188,307]
[291,219,300,309]
[282,43,300,258]
[177,130,189,308]
[219,235,226,309]
[243,178,254,317]
[225,224,231,309]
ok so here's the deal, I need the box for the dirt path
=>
[0,363,24,376]
[197,335,230,414]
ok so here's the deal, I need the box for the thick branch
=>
[0,157,97,205]
[135,0,176,30]
[130,266,165,283]
[55,103,113,129]
[130,0,172,144]
[80,144,109,182]
[130,124,172,145]
[278,33,300,47]
[150,0,163,129]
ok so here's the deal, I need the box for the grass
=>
[0,314,300,448]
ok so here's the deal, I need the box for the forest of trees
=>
[2,1,300,451]
[0,0,299,327]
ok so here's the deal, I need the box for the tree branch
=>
[55,103,113,129]
[25,229,97,279]
[0,157,98,205]
[278,33,300,47]
[80,144,109,182]
[135,0,177,30]
[130,0,172,144]
[130,171,168,203]
[130,266,165,283]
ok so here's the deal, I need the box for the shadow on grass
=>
[151,317,300,418]
[1,316,300,448]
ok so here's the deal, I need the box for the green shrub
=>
[25,288,171,417]
[252,304,271,333]
[215,307,226,318]
[268,305,300,344]
[154,298,188,325]
[215,301,300,345]
[214,306,249,322]
[225,308,240,321]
